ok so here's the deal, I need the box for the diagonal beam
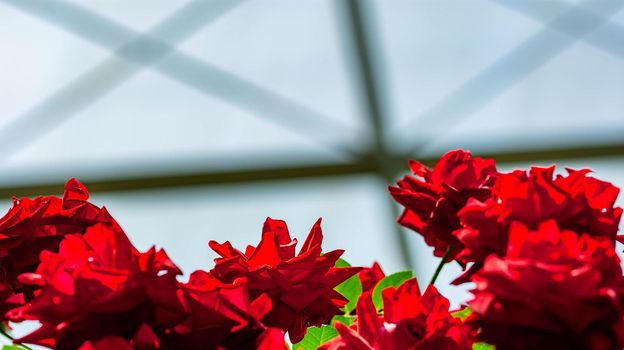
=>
[341,1,387,154]
[494,0,624,60]
[340,0,414,269]
[395,0,623,156]
[0,0,359,160]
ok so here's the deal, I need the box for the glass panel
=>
[418,42,624,155]
[181,0,364,138]
[65,0,195,31]
[376,0,624,154]
[0,2,107,125]
[3,69,349,181]
[0,0,363,184]
[376,0,539,130]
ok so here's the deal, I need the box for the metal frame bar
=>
[2,141,622,198]
[340,0,414,268]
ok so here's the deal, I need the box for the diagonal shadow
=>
[393,0,623,158]
[0,0,360,161]
[495,0,624,60]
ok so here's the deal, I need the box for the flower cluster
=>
[0,179,105,319]
[389,150,497,262]
[0,180,357,349]
[457,166,622,271]
[208,218,360,343]
[322,278,473,350]
[469,220,624,349]
[8,215,186,349]
[391,150,624,349]
[0,149,622,350]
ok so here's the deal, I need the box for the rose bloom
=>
[80,325,286,350]
[359,262,385,293]
[0,179,104,317]
[7,215,186,350]
[78,324,161,350]
[208,218,360,343]
[389,149,497,260]
[166,269,287,350]
[321,278,473,350]
[469,220,624,350]
[456,166,622,276]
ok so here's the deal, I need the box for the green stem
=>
[429,246,452,286]
[0,327,32,350]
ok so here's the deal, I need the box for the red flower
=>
[321,278,473,350]
[256,327,289,350]
[79,337,134,350]
[167,269,286,349]
[0,179,105,317]
[389,150,497,260]
[359,262,385,293]
[7,217,185,350]
[208,218,360,343]
[468,220,624,350]
[457,167,622,268]
[78,325,160,350]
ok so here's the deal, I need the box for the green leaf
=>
[334,272,362,314]
[292,325,338,350]
[452,307,472,321]
[473,343,495,350]
[333,257,362,314]
[371,270,413,310]
[334,258,351,268]
[3,346,26,350]
[332,314,356,327]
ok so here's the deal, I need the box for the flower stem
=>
[429,246,452,286]
[0,327,32,350]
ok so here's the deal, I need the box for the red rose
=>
[167,269,286,349]
[359,262,385,293]
[256,327,288,350]
[389,150,497,260]
[321,278,473,350]
[78,324,160,350]
[0,179,105,317]
[79,337,134,350]
[7,217,185,350]
[468,220,624,350]
[457,166,622,269]
[208,218,360,343]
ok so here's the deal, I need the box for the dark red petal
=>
[355,292,382,343]
[299,218,323,255]
[63,178,90,203]
[256,328,287,350]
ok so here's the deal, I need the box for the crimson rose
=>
[359,262,385,293]
[469,220,624,350]
[77,325,161,350]
[389,149,497,261]
[0,179,104,318]
[8,215,185,350]
[208,218,360,343]
[167,269,287,349]
[457,166,622,268]
[321,278,473,350]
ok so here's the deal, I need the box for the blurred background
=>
[0,0,623,318]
